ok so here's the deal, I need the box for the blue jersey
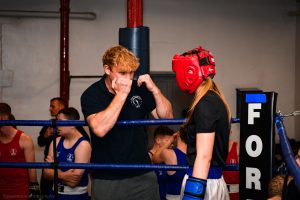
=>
[166,148,187,195]
[51,137,89,200]
[155,169,167,200]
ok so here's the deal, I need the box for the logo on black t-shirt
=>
[130,96,142,108]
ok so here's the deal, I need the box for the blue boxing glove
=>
[183,176,207,200]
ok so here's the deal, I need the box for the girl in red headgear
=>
[172,46,231,200]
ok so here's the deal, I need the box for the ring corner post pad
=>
[119,26,150,78]
[239,91,277,200]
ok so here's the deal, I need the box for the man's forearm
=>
[59,169,84,188]
[28,168,38,183]
[153,89,173,118]
[88,93,127,137]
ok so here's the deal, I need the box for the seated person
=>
[149,125,175,200]
[285,148,300,200]
[152,126,188,200]
[268,148,300,200]
[43,107,91,200]
[268,174,289,200]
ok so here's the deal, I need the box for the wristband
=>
[29,182,39,190]
[29,182,41,200]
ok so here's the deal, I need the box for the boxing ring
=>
[0,111,299,199]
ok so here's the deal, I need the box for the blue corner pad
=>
[245,93,266,103]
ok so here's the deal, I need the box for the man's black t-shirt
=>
[187,90,229,167]
[81,77,156,180]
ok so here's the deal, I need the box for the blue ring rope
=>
[0,118,240,172]
[2,116,298,191]
[0,118,240,127]
[275,115,300,191]
[0,162,239,171]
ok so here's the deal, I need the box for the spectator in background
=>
[285,148,300,200]
[268,147,300,200]
[149,126,175,160]
[268,175,290,200]
[0,102,40,200]
[37,97,66,198]
[152,126,188,200]
[149,125,175,200]
[43,107,91,200]
[38,98,90,199]
[37,97,67,199]
[38,97,67,159]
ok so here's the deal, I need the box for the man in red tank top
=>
[0,103,39,200]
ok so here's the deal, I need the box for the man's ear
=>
[104,65,111,75]
[154,137,158,144]
[155,136,161,145]
[59,104,65,111]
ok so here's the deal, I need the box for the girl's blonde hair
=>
[184,77,231,127]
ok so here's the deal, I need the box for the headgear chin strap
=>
[172,46,216,94]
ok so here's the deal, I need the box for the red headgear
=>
[172,46,216,94]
